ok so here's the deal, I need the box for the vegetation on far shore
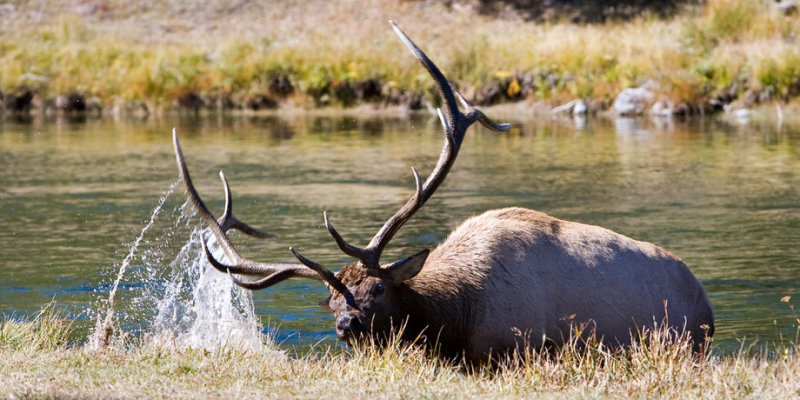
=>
[1,0,799,117]
[2,304,799,399]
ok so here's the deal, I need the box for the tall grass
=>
[2,305,799,399]
[1,1,799,112]
[0,303,73,352]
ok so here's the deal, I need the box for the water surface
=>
[1,113,798,353]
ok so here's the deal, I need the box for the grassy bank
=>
[2,307,799,399]
[1,0,799,116]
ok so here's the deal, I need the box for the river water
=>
[1,112,798,354]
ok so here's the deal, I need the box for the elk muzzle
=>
[335,311,363,341]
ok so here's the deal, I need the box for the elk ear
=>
[319,295,332,309]
[381,249,430,283]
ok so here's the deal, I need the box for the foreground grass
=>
[1,0,799,114]
[2,308,799,399]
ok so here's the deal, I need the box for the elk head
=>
[173,20,509,344]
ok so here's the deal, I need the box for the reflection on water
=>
[0,113,798,354]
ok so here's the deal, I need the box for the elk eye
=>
[373,282,385,296]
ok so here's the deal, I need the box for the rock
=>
[552,98,588,115]
[673,102,691,115]
[3,87,34,113]
[55,95,69,110]
[353,78,382,102]
[268,75,293,97]
[56,93,87,112]
[552,99,577,114]
[331,81,357,106]
[245,94,277,110]
[649,100,673,117]
[177,92,205,110]
[613,83,655,116]
[573,99,588,115]
[207,93,236,110]
[775,0,797,15]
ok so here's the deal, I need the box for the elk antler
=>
[292,21,510,273]
[172,129,352,297]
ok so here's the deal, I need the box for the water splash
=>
[88,181,263,351]
[88,179,180,348]
[146,222,263,350]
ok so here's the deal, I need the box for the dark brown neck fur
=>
[394,270,482,358]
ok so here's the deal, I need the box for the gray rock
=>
[776,0,797,15]
[55,95,69,111]
[649,100,673,117]
[552,98,589,115]
[614,83,655,116]
[573,99,588,115]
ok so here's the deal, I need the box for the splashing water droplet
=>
[147,226,263,350]
[88,179,180,349]
[88,179,264,351]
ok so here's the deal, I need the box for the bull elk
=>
[172,21,714,362]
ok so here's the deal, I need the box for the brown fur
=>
[325,207,714,362]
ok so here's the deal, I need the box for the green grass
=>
[2,305,800,399]
[1,1,799,113]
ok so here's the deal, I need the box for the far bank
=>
[1,0,799,119]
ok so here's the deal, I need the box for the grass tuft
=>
[0,302,73,352]
[3,304,799,398]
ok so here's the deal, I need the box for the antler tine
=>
[452,89,511,132]
[453,86,471,110]
[226,268,300,291]
[361,21,508,262]
[322,166,424,270]
[174,129,320,286]
[217,171,275,238]
[389,20,459,132]
[411,166,423,198]
[389,21,510,137]
[324,211,376,266]
[290,247,359,309]
[200,239,317,279]
[173,128,239,262]
[307,21,510,272]
[471,109,512,132]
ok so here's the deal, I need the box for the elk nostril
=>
[336,314,353,331]
[336,313,362,336]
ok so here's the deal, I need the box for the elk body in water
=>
[172,21,714,362]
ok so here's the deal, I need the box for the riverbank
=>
[1,0,799,118]
[2,307,799,399]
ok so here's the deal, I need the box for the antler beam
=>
[297,20,510,272]
[173,129,350,293]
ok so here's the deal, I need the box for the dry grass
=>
[0,0,799,112]
[2,306,800,399]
